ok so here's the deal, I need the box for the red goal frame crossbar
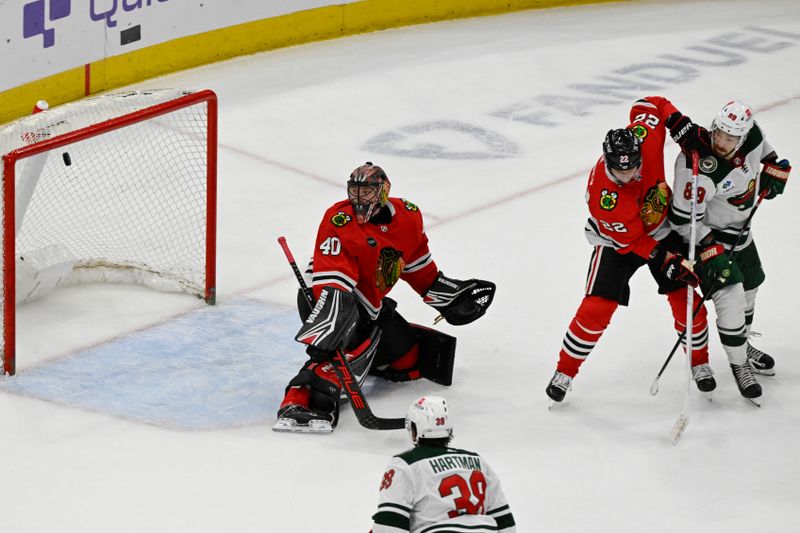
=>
[0,90,218,376]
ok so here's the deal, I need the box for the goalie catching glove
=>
[423,272,496,325]
[295,286,359,356]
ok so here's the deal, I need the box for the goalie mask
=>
[348,162,390,224]
[406,395,453,445]
[710,100,753,157]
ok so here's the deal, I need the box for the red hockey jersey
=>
[308,197,439,319]
[584,96,678,259]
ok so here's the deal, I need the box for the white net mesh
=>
[0,89,215,372]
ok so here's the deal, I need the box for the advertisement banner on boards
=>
[0,0,359,91]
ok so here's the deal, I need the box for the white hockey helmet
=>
[406,396,453,444]
[711,100,753,150]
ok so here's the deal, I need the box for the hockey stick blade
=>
[670,413,689,445]
[649,379,660,396]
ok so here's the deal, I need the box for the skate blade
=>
[701,391,713,402]
[750,367,775,377]
[745,397,762,408]
[272,418,334,433]
[547,398,566,410]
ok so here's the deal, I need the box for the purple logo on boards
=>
[22,0,71,48]
[22,0,170,48]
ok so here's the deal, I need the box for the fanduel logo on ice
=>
[23,0,71,48]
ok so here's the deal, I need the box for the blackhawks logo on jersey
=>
[641,182,670,227]
[402,199,418,212]
[631,124,648,140]
[728,178,756,210]
[599,189,618,211]
[376,247,405,291]
[331,211,352,227]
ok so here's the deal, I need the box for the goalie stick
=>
[277,236,405,430]
[650,187,768,397]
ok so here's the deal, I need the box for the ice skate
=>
[273,404,334,433]
[746,342,775,377]
[546,371,572,407]
[691,363,716,400]
[730,362,762,407]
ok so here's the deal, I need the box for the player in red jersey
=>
[275,162,495,432]
[546,96,713,403]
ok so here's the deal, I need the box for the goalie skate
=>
[272,418,333,434]
[273,404,334,434]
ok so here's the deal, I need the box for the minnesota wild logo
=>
[402,199,418,212]
[331,211,351,227]
[728,179,756,210]
[376,247,405,291]
[600,189,618,211]
[631,124,648,140]
[700,156,718,174]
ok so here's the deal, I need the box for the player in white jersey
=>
[370,396,515,533]
[669,101,791,400]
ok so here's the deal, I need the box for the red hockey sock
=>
[556,296,618,377]
[666,288,709,366]
[279,385,310,410]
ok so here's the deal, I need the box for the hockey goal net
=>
[0,89,217,375]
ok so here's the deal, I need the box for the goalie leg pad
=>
[413,324,456,386]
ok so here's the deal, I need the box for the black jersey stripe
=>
[372,510,410,530]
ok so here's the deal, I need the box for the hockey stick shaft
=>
[277,236,405,430]
[650,187,767,396]
[671,150,700,444]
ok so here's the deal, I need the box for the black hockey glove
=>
[649,245,699,287]
[760,158,790,200]
[423,272,496,326]
[295,286,359,354]
[666,112,710,155]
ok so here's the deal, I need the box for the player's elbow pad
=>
[295,286,359,352]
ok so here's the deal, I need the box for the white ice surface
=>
[2,1,800,531]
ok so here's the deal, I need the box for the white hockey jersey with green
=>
[669,123,774,251]
[371,445,516,533]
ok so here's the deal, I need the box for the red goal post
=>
[0,89,218,375]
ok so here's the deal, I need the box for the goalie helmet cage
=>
[0,89,218,376]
